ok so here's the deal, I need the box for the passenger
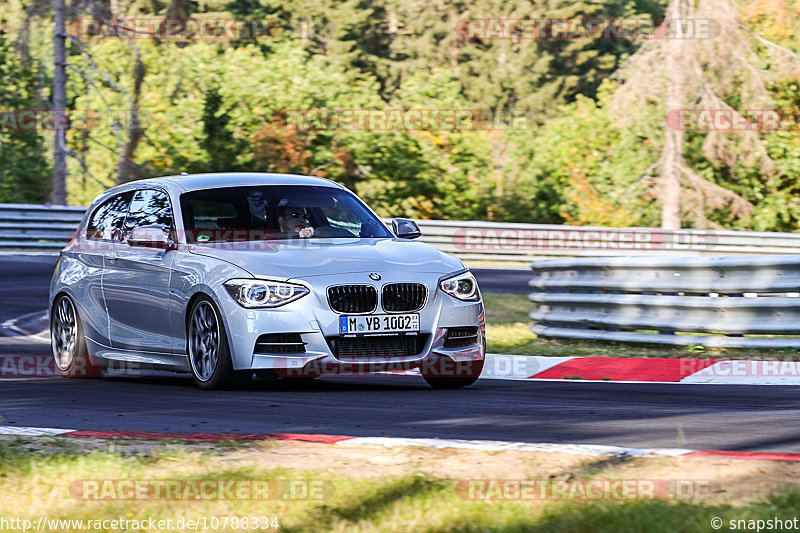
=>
[246,190,270,228]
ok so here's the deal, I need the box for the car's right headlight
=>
[224,279,309,308]
[440,271,480,302]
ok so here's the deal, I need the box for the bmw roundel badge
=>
[369,272,382,281]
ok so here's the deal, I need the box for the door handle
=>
[105,252,119,262]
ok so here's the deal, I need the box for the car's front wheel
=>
[421,337,485,389]
[421,358,484,389]
[187,295,251,389]
[51,294,104,378]
[422,369,483,389]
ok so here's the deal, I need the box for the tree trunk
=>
[660,0,689,229]
[51,0,68,205]
[166,0,188,21]
[116,45,145,184]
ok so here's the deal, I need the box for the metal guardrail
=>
[5,203,800,259]
[5,203,800,347]
[529,255,800,348]
[417,220,800,260]
[0,204,85,250]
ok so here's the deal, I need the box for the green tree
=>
[0,32,50,203]
[198,86,245,172]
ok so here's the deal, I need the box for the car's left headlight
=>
[224,279,309,308]
[440,271,480,302]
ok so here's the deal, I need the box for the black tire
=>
[254,369,281,382]
[422,369,482,389]
[282,376,318,383]
[273,362,320,381]
[187,295,251,390]
[51,294,105,378]
[421,340,485,389]
[254,370,317,383]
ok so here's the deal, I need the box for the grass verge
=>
[482,292,800,359]
[1,439,799,533]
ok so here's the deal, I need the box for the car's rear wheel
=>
[51,294,104,378]
[187,296,251,389]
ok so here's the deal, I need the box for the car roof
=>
[95,173,345,203]
[164,172,345,192]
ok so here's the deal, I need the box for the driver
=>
[278,206,314,238]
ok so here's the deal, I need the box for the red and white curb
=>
[2,310,798,385]
[3,353,800,385]
[481,354,800,385]
[389,354,800,385]
[2,426,800,462]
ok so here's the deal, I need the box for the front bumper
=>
[216,271,485,376]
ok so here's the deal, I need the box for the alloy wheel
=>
[189,301,220,381]
[51,296,77,371]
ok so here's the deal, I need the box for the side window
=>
[87,193,133,241]
[185,200,238,229]
[124,189,173,241]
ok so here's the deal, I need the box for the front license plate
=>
[340,313,420,334]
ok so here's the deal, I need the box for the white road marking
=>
[1,310,49,337]
[336,436,692,457]
[0,426,75,436]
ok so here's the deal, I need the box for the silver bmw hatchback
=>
[50,173,485,389]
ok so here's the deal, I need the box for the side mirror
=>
[392,218,422,239]
[129,225,171,249]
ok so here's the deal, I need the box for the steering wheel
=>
[313,225,354,238]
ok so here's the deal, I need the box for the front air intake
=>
[327,285,378,314]
[381,283,427,312]
[327,334,430,358]
[254,333,306,354]
[443,327,479,348]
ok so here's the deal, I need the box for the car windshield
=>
[179,185,393,243]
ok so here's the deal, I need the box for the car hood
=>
[187,238,464,279]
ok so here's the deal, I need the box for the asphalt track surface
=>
[1,254,799,453]
[0,254,55,324]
